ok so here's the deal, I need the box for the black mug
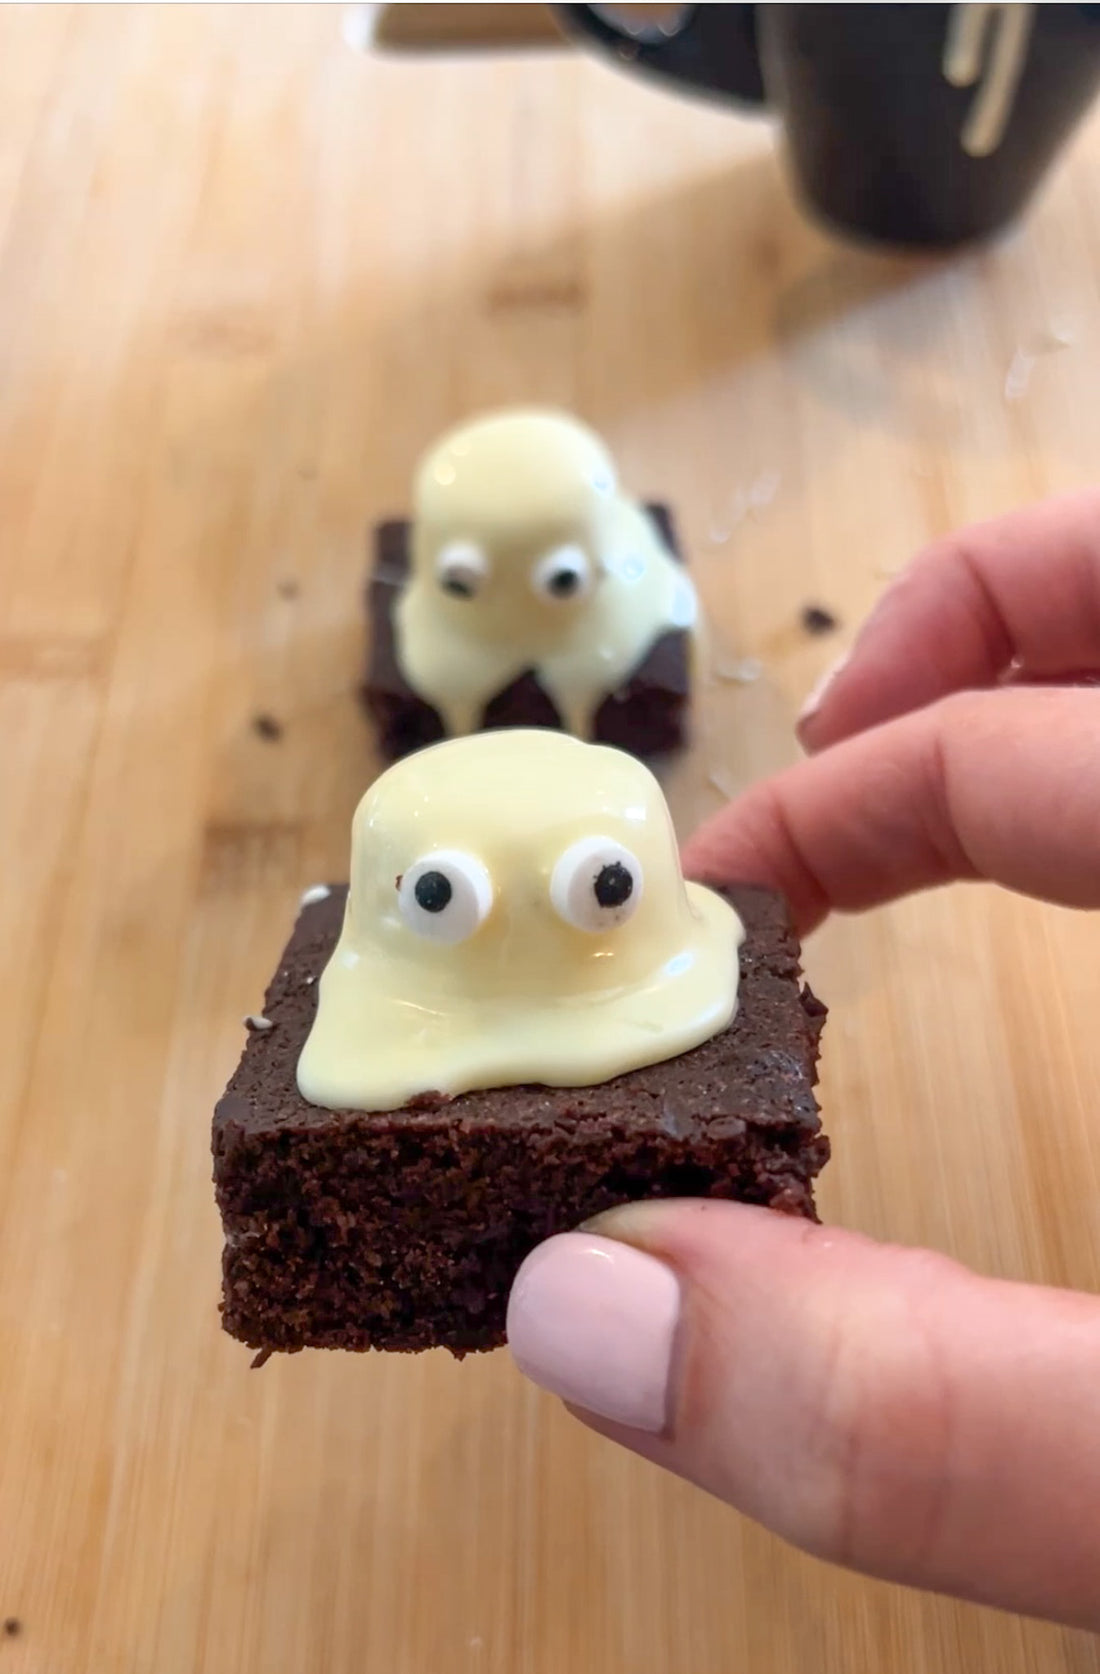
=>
[558,4,1100,247]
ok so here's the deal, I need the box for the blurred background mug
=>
[557,3,1100,247]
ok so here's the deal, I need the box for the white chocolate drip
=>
[297,731,742,1112]
[944,4,1035,158]
[394,409,697,741]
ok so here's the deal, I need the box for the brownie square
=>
[361,504,692,762]
[212,884,828,1358]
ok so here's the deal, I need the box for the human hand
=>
[506,491,1100,1628]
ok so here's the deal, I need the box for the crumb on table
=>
[800,604,839,636]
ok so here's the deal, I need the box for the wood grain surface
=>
[2,8,1099,1671]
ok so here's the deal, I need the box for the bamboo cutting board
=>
[2,8,1100,1671]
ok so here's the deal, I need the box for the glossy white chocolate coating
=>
[393,408,696,739]
[944,4,1034,157]
[296,731,742,1112]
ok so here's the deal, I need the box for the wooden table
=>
[2,8,1099,1671]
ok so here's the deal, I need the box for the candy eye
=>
[531,544,592,602]
[550,837,643,933]
[398,850,493,944]
[435,541,489,600]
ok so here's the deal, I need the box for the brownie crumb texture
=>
[212,883,829,1360]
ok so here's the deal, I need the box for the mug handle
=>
[556,4,767,105]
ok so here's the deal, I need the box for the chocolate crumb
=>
[3,1620,21,1638]
[252,713,284,742]
[250,1347,273,1370]
[801,604,839,636]
[244,1014,275,1033]
[277,579,300,600]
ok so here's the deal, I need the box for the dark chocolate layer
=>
[213,884,828,1356]
[362,505,691,760]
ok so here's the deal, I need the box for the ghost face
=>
[429,525,599,650]
[412,410,615,652]
[393,410,696,742]
[296,731,743,1113]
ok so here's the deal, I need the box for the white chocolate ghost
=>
[393,408,697,740]
[296,731,743,1112]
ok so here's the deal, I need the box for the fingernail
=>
[506,1232,681,1433]
[797,648,850,731]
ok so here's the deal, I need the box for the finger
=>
[682,686,1100,935]
[1007,669,1100,689]
[799,489,1100,752]
[507,1202,1100,1628]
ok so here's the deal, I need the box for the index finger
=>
[800,489,1100,753]
[683,686,1100,934]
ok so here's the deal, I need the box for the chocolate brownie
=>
[212,883,828,1358]
[361,505,691,761]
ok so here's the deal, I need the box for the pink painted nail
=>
[506,1232,681,1432]
[797,648,851,730]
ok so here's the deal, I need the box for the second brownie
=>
[361,505,692,761]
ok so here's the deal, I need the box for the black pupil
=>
[594,861,633,909]
[548,567,580,597]
[442,571,475,599]
[414,870,453,913]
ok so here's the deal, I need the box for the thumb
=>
[506,1201,1100,1628]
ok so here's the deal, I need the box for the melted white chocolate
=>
[393,409,696,740]
[944,4,1035,158]
[297,731,742,1112]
